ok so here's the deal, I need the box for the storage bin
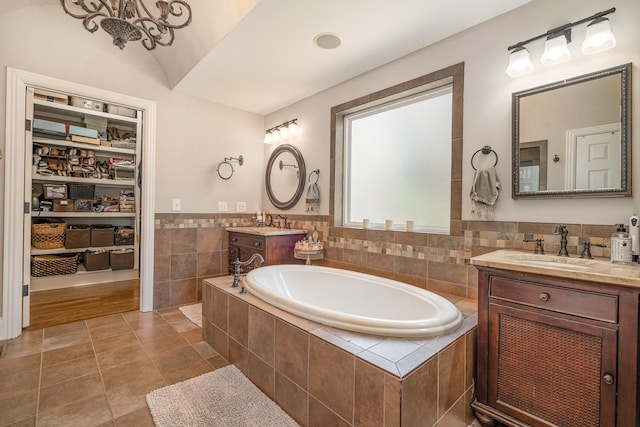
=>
[91,224,114,247]
[110,249,134,270]
[32,253,79,277]
[53,198,74,212]
[43,184,67,199]
[68,183,95,200]
[32,219,66,249]
[70,96,104,112]
[83,251,110,271]
[65,225,91,249]
[74,199,94,212]
[106,104,137,118]
[114,226,135,245]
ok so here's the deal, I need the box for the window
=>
[343,85,452,233]
[331,64,463,235]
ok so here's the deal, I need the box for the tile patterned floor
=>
[0,306,228,426]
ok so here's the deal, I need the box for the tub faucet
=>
[231,254,265,294]
[554,224,569,257]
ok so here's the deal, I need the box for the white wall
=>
[265,0,639,225]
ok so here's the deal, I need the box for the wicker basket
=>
[31,253,79,277]
[32,220,67,249]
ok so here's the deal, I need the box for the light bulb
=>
[506,46,534,78]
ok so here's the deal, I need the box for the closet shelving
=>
[28,92,141,291]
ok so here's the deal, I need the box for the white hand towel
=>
[470,167,500,219]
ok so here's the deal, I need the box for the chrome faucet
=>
[554,224,569,257]
[231,253,265,294]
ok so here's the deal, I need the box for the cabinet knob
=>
[254,242,260,247]
[539,292,550,302]
[603,373,614,385]
[232,238,237,242]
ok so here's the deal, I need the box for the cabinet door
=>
[488,303,617,427]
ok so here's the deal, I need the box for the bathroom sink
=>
[505,254,599,271]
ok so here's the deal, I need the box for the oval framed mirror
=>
[512,63,631,198]
[265,144,306,210]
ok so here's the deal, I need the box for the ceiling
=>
[3,0,532,116]
[173,0,532,115]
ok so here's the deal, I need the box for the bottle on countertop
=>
[611,223,632,264]
[630,214,640,263]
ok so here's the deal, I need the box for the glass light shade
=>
[264,131,273,144]
[279,125,289,139]
[582,17,616,55]
[541,34,571,67]
[506,47,534,78]
[288,121,299,136]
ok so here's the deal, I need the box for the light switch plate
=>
[237,202,246,212]
[172,198,181,211]
[218,201,228,212]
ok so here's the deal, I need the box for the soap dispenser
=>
[611,224,632,264]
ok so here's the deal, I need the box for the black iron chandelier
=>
[60,0,192,50]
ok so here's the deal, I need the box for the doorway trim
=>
[2,67,156,340]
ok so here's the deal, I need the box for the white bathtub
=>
[244,265,463,338]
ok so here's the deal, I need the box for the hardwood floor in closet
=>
[28,279,140,330]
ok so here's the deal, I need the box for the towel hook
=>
[309,169,320,184]
[471,145,498,170]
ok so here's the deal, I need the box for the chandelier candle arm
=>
[60,0,192,50]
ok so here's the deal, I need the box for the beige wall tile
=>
[275,372,309,427]
[248,352,275,400]
[248,307,275,366]
[354,359,384,427]
[308,336,354,422]
[275,320,309,390]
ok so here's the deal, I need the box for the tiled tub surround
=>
[153,214,255,309]
[154,213,619,310]
[202,276,478,427]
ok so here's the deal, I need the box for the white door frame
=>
[564,123,621,189]
[2,67,156,340]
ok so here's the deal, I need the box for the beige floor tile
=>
[0,390,38,426]
[37,395,113,427]
[92,331,140,354]
[40,355,99,387]
[38,373,105,413]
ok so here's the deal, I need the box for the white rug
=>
[179,303,202,327]
[146,365,299,427]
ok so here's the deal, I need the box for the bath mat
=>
[146,365,299,427]
[178,303,202,327]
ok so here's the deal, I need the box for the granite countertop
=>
[226,226,307,237]
[470,249,640,289]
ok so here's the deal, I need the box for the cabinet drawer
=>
[229,233,264,250]
[489,276,618,323]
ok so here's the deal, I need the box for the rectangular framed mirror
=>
[512,63,632,198]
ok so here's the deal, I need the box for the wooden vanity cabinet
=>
[228,231,305,274]
[473,266,640,427]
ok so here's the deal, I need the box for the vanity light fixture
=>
[506,7,616,77]
[264,119,299,144]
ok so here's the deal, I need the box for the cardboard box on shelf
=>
[34,89,69,105]
[53,198,74,212]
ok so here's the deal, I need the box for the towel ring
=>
[471,145,498,170]
[309,169,320,184]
